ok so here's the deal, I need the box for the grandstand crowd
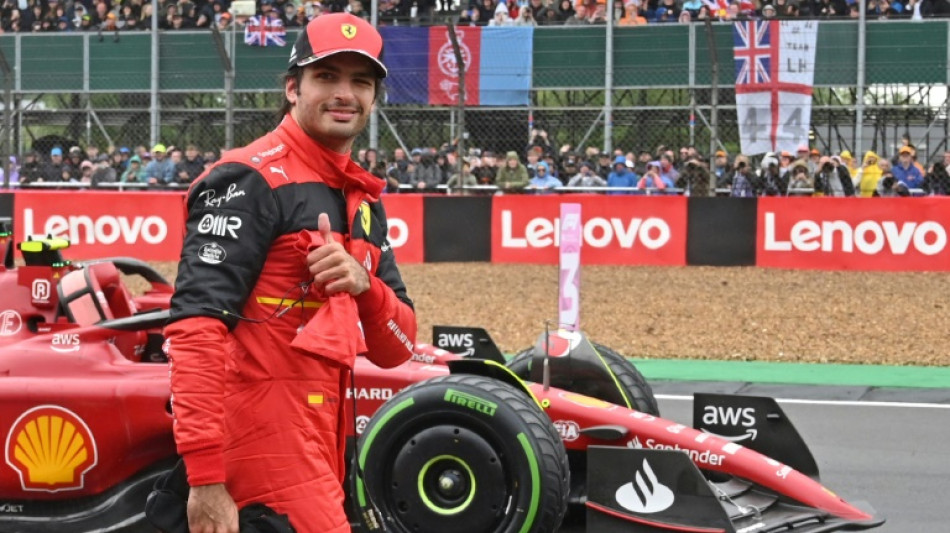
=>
[1,0,948,33]
[7,135,950,196]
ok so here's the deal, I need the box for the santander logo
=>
[615,459,675,514]
[763,212,946,256]
[21,208,168,246]
[501,211,671,249]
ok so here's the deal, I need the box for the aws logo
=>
[5,405,98,492]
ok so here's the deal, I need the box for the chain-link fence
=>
[3,20,950,180]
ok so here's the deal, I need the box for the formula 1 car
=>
[0,223,884,533]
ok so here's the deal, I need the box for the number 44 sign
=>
[737,93,810,154]
[733,20,817,154]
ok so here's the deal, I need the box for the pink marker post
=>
[558,203,582,332]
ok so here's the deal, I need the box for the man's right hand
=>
[187,483,239,533]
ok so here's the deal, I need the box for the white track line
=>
[655,394,950,409]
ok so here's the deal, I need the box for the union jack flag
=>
[733,21,771,87]
[733,20,817,155]
[244,15,286,47]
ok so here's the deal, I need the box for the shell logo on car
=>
[4,405,98,492]
[559,391,615,410]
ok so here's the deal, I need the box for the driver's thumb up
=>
[318,212,335,244]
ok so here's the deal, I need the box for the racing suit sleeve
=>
[165,164,279,486]
[356,200,416,369]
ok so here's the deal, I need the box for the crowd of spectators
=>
[6,134,950,196]
[8,143,214,186]
[459,0,950,26]
[350,130,950,196]
[2,0,948,34]
[0,0,351,33]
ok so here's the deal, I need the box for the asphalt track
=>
[556,360,950,533]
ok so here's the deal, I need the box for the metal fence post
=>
[370,0,379,150]
[704,17,719,196]
[210,22,234,150]
[447,24,465,190]
[604,2,614,155]
[150,0,160,148]
[856,3,866,157]
[0,47,10,188]
[688,22,696,148]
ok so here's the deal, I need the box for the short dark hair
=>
[278,64,384,122]
[278,67,305,122]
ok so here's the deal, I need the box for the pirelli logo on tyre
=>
[444,389,497,417]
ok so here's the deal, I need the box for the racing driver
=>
[163,13,416,533]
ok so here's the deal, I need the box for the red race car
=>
[0,224,883,533]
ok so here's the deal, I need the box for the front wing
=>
[585,446,883,533]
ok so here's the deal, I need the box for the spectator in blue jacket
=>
[144,143,176,185]
[527,161,561,193]
[892,145,924,190]
[607,155,638,194]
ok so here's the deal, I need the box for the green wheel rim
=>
[416,454,477,516]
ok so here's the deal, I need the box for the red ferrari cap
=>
[288,13,386,78]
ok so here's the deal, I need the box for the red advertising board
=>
[14,191,186,261]
[757,197,950,271]
[491,195,687,265]
[13,191,426,264]
[378,194,424,264]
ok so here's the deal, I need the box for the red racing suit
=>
[163,116,416,533]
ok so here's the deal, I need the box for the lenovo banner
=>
[758,197,950,271]
[379,194,424,264]
[491,195,687,265]
[15,191,185,261]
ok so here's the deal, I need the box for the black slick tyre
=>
[354,374,569,533]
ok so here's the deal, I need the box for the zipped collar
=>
[275,114,383,201]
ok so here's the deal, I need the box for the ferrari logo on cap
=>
[341,23,357,39]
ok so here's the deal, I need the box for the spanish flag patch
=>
[307,393,324,405]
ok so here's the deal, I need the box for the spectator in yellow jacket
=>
[854,151,882,197]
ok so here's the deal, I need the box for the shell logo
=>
[4,405,98,492]
[559,391,614,410]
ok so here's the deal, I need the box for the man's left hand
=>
[307,213,370,296]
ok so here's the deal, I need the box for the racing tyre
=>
[355,374,569,533]
[508,343,660,416]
